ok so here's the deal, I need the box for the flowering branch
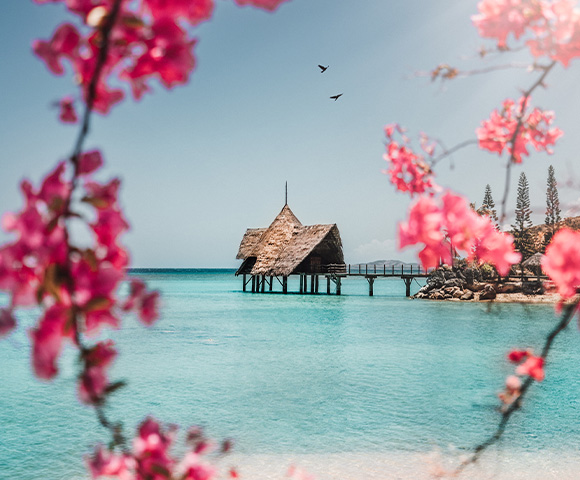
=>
[498,60,557,223]
[455,297,580,474]
[71,0,123,161]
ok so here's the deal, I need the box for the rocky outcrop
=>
[479,284,497,300]
[411,266,536,301]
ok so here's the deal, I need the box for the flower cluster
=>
[542,228,580,298]
[398,191,521,273]
[499,349,545,407]
[33,0,290,119]
[87,418,232,480]
[476,96,563,163]
[383,124,439,196]
[472,0,580,67]
[0,153,159,403]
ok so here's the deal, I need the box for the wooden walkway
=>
[239,264,432,297]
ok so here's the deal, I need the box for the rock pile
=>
[412,266,523,301]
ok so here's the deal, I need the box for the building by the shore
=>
[236,203,344,293]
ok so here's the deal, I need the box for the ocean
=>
[1,269,579,479]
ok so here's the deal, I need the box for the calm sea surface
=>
[1,269,580,479]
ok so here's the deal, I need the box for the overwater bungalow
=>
[236,203,345,293]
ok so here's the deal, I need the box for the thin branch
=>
[430,139,478,168]
[71,0,123,166]
[459,44,529,61]
[455,297,579,474]
[498,60,557,224]
[416,62,534,83]
[57,0,127,450]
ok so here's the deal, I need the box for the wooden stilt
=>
[326,276,331,295]
[404,277,412,297]
[336,276,341,295]
[261,275,265,293]
[315,275,319,293]
[269,276,273,291]
[299,274,304,294]
[283,276,288,294]
[251,275,256,293]
[243,274,246,292]
[310,275,315,294]
[367,276,375,296]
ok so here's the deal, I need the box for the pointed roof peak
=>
[270,204,302,229]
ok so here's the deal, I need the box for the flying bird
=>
[318,64,328,73]
[330,93,343,101]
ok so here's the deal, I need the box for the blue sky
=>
[1,1,579,267]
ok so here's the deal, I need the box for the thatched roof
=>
[236,228,267,259]
[522,252,544,268]
[236,205,344,276]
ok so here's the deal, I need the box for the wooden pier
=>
[239,263,431,297]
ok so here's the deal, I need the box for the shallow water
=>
[1,270,579,479]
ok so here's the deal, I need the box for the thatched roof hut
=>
[522,252,544,275]
[236,204,344,277]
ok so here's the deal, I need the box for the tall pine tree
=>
[544,165,561,248]
[477,184,499,226]
[512,172,533,259]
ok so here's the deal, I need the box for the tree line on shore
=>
[472,165,567,261]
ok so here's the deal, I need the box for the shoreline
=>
[430,292,562,304]
[226,450,580,480]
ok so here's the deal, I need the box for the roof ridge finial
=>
[285,181,288,206]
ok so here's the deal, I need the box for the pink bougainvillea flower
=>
[498,374,522,405]
[91,208,130,247]
[542,228,580,298]
[84,178,121,209]
[383,124,439,196]
[78,340,117,403]
[399,191,520,274]
[87,445,135,480]
[233,0,291,10]
[473,222,521,276]
[398,195,449,269]
[123,279,161,326]
[472,0,543,48]
[89,419,222,480]
[122,278,146,312]
[38,161,72,210]
[0,162,72,307]
[508,349,530,363]
[124,18,197,91]
[176,452,217,480]
[473,0,580,66]
[133,418,177,480]
[516,355,545,381]
[143,0,215,25]
[33,23,80,75]
[505,374,522,391]
[59,97,78,123]
[0,308,16,337]
[88,82,125,115]
[476,97,563,163]
[139,291,160,325]
[72,258,124,334]
[78,150,103,175]
[527,0,580,67]
[29,304,71,379]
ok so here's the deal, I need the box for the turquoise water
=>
[1,270,580,479]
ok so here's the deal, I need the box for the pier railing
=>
[346,263,430,276]
[301,263,431,276]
